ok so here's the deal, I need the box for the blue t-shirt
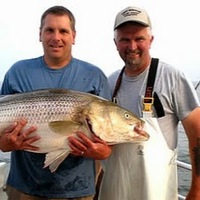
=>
[1,56,111,198]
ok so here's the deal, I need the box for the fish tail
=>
[44,149,70,173]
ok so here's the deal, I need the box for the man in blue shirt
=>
[0,6,111,200]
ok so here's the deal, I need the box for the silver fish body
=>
[0,89,149,172]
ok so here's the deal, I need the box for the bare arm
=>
[182,107,200,200]
[0,119,40,152]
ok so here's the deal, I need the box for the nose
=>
[52,31,61,41]
[129,40,137,50]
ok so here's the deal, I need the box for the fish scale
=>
[0,90,86,123]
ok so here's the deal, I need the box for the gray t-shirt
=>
[108,60,199,149]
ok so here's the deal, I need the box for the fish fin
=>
[44,149,70,173]
[49,121,82,135]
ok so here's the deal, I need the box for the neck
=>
[44,55,72,69]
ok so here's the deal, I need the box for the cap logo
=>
[121,9,141,18]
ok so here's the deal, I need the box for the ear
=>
[113,38,118,50]
[150,35,154,43]
[39,30,42,42]
[72,31,76,45]
[149,35,154,49]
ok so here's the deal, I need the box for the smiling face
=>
[114,23,153,75]
[39,14,76,68]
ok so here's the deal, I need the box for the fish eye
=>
[124,112,131,119]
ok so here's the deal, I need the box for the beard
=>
[124,50,142,68]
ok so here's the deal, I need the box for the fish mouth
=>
[135,122,150,140]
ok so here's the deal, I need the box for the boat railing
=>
[177,160,191,200]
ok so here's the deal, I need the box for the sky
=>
[1,0,200,82]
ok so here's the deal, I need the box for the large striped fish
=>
[0,89,149,172]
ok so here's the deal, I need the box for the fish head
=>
[83,100,149,144]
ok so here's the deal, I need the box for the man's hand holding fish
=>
[68,132,112,160]
[0,119,40,152]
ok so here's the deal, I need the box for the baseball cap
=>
[114,6,152,30]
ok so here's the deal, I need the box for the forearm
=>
[182,107,200,199]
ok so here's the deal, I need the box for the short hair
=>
[40,6,76,31]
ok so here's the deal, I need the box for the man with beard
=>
[98,6,200,200]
